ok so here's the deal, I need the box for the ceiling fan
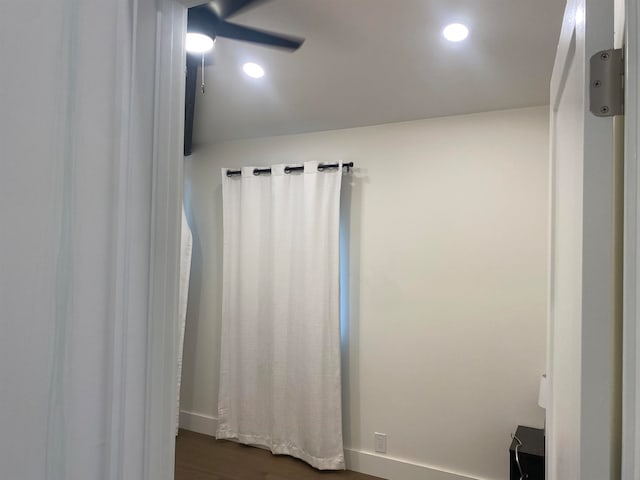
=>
[184,0,305,156]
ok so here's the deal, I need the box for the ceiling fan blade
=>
[209,0,272,19]
[188,5,221,33]
[215,20,304,50]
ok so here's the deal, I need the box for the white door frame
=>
[547,0,619,479]
[623,0,640,478]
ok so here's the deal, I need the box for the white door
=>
[548,0,621,480]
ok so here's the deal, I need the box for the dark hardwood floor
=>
[175,429,384,480]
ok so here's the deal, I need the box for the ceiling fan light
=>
[243,62,265,79]
[186,33,215,53]
[442,23,469,42]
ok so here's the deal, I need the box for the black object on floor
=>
[509,425,545,480]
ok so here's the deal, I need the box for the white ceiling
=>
[193,0,565,145]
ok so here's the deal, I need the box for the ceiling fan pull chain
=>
[201,53,206,94]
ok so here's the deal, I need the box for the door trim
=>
[623,0,640,478]
[547,1,618,479]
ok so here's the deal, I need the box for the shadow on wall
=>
[181,165,201,410]
[341,169,363,450]
[181,159,225,412]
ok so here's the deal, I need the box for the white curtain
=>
[176,208,193,433]
[217,161,345,470]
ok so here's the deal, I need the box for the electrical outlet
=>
[374,432,387,454]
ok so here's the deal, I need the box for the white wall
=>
[181,106,549,480]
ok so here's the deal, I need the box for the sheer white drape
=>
[217,161,345,470]
[0,1,185,479]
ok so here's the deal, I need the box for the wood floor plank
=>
[175,430,384,480]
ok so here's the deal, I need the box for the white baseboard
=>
[178,410,218,436]
[178,411,483,480]
[344,448,486,480]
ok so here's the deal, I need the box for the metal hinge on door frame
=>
[590,48,624,117]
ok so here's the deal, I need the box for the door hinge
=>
[590,48,624,117]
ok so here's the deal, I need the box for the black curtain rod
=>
[226,162,354,178]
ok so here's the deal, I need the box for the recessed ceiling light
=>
[243,62,265,79]
[442,23,469,42]
[186,33,215,53]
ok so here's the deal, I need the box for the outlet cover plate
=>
[374,432,387,454]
